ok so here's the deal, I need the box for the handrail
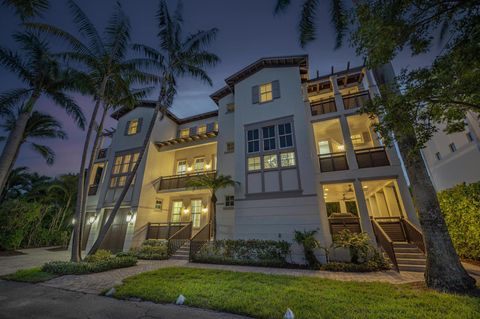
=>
[355,146,390,168]
[318,152,349,172]
[371,219,399,271]
[310,98,337,116]
[168,222,192,256]
[158,170,217,191]
[160,170,216,180]
[355,146,387,153]
[189,223,211,259]
[342,91,370,110]
[342,90,370,99]
[146,222,189,240]
[402,218,426,254]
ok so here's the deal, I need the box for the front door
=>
[99,208,129,253]
[171,201,183,223]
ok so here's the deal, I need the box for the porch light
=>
[202,206,208,213]
[363,185,368,189]
[337,144,345,151]
[187,166,193,172]
[205,163,211,170]
[126,208,137,223]
[183,208,189,214]
[71,218,76,225]
[88,215,97,225]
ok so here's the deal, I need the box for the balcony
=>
[342,91,370,110]
[355,146,390,168]
[318,152,349,172]
[310,98,337,116]
[97,148,108,160]
[158,170,216,191]
[329,216,361,235]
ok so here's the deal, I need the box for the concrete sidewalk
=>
[0,247,69,276]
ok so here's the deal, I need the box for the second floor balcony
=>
[309,90,371,117]
[158,170,216,191]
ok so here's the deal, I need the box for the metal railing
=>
[318,152,349,172]
[355,146,390,168]
[97,148,108,159]
[342,91,370,110]
[158,170,216,191]
[328,217,361,236]
[401,218,426,253]
[371,219,399,271]
[167,222,192,256]
[310,98,337,116]
[88,184,98,196]
[146,222,189,240]
[189,223,211,260]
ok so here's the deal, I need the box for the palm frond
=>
[2,0,49,20]
[30,142,55,165]
[0,88,32,115]
[0,47,31,83]
[24,111,67,139]
[105,1,131,61]
[45,91,86,129]
[331,0,347,49]
[68,0,105,56]
[183,28,219,52]
[299,0,319,48]
[274,0,291,14]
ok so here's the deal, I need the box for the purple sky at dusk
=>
[0,0,439,177]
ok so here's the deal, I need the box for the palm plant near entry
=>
[87,0,220,255]
[27,0,160,261]
[0,166,30,202]
[186,174,238,240]
[0,31,85,199]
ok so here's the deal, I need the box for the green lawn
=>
[1,267,58,283]
[114,267,480,319]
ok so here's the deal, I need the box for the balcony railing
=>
[97,148,108,159]
[328,217,361,236]
[88,184,98,196]
[310,98,337,116]
[342,91,370,110]
[318,152,349,172]
[355,146,390,168]
[146,222,190,240]
[158,170,216,191]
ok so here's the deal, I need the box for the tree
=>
[0,166,30,202]
[186,174,238,240]
[27,0,159,261]
[0,31,85,199]
[275,0,477,292]
[2,0,49,20]
[87,0,220,255]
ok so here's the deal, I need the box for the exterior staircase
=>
[393,242,426,272]
[169,240,190,261]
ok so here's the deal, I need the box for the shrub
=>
[84,249,112,263]
[42,256,137,275]
[130,239,168,260]
[0,200,41,250]
[294,230,323,268]
[1,267,58,283]
[333,230,372,264]
[438,182,480,260]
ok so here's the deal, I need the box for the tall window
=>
[247,129,259,153]
[191,199,202,228]
[171,201,183,223]
[262,126,276,151]
[179,128,189,138]
[247,156,261,171]
[176,160,187,175]
[280,152,295,167]
[197,124,207,134]
[194,158,205,172]
[263,154,278,169]
[126,119,139,135]
[278,123,293,148]
[259,82,273,103]
[110,152,139,188]
[449,143,457,152]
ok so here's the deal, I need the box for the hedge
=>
[438,182,480,260]
[130,239,169,260]
[42,256,137,275]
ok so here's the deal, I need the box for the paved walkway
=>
[0,247,69,276]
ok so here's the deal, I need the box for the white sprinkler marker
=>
[176,294,186,305]
[284,308,295,319]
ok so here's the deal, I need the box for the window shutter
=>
[272,80,280,99]
[206,122,215,133]
[137,118,143,133]
[252,85,259,104]
[176,129,181,138]
[189,126,197,136]
[124,120,131,135]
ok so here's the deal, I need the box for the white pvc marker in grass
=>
[176,294,185,305]
[284,308,295,319]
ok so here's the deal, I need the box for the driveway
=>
[0,280,251,319]
[0,247,69,276]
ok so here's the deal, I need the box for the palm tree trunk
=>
[211,194,217,240]
[397,134,475,292]
[0,93,39,195]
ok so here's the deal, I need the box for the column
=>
[339,116,358,170]
[353,179,375,240]
[330,75,345,111]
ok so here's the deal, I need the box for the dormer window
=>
[260,83,273,103]
[252,80,280,104]
[197,124,207,134]
[126,118,142,136]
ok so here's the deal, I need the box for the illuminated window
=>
[259,82,273,103]
[263,154,278,169]
[214,122,219,131]
[191,199,202,228]
[247,157,261,171]
[280,152,296,167]
[350,134,364,145]
[109,152,139,188]
[247,129,260,153]
[194,158,205,172]
[197,125,207,134]
[179,128,189,138]
[127,119,139,135]
[155,199,163,210]
[171,201,182,223]
[176,160,187,175]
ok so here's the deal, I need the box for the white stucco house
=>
[82,55,427,271]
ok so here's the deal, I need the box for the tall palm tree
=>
[0,166,30,202]
[87,0,220,255]
[2,0,49,20]
[275,0,475,292]
[48,173,78,232]
[186,174,238,240]
[27,0,159,261]
[0,31,85,199]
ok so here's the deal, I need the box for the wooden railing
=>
[146,222,190,240]
[158,170,216,191]
[318,152,349,172]
[189,223,211,260]
[342,91,370,110]
[328,217,361,236]
[310,98,337,116]
[355,146,390,168]
[167,222,192,256]
[371,219,399,271]
[88,184,98,195]
[97,148,108,159]
[401,218,425,253]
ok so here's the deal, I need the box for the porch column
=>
[353,179,375,240]
[339,116,359,170]
[316,183,333,249]
[330,75,345,111]
[396,175,420,226]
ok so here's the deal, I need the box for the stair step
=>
[393,242,416,247]
[398,264,426,272]
[395,252,425,259]
[397,258,426,265]
[394,247,420,253]
[170,255,189,260]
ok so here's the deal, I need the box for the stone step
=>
[170,255,189,260]
[173,251,189,256]
[393,242,417,248]
[395,252,425,259]
[398,264,426,272]
[397,258,426,265]
[394,247,421,253]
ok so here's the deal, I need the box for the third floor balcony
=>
[157,170,216,191]
[309,90,370,117]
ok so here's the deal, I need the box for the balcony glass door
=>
[171,201,182,223]
[191,199,202,228]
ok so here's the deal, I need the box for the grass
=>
[1,267,58,283]
[114,267,480,319]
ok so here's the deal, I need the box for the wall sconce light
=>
[88,214,97,225]
[205,163,211,170]
[187,166,193,172]
[337,144,345,151]
[71,218,76,225]
[126,208,137,223]
[183,208,189,214]
[202,206,208,213]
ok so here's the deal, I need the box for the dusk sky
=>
[0,0,439,177]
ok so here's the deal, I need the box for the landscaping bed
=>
[113,267,480,319]
[1,267,58,283]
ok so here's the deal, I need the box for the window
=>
[449,143,457,152]
[109,152,139,188]
[263,154,278,169]
[171,201,182,223]
[466,132,474,142]
[435,152,441,160]
[247,129,259,153]
[155,199,163,210]
[280,152,296,167]
[126,119,139,135]
[259,82,273,103]
[226,142,234,153]
[197,125,207,134]
[194,158,205,172]
[226,103,235,113]
[247,156,261,171]
[191,199,202,228]
[179,128,189,138]
[176,160,187,175]
[278,123,293,148]
[225,195,234,207]
[318,141,331,155]
[262,126,276,151]
[214,122,219,131]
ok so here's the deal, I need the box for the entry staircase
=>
[372,217,426,272]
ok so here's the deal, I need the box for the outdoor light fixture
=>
[71,218,76,225]
[183,208,189,214]
[88,215,97,225]
[205,163,211,170]
[126,208,137,223]
[337,144,345,151]
[202,206,208,213]
[187,166,193,172]
[363,186,368,189]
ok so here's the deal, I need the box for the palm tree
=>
[87,0,220,255]
[27,0,159,261]
[48,174,78,232]
[2,0,49,20]
[0,31,85,199]
[186,174,238,240]
[275,0,475,292]
[0,166,30,202]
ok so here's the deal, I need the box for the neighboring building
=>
[83,55,423,269]
[421,111,480,191]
